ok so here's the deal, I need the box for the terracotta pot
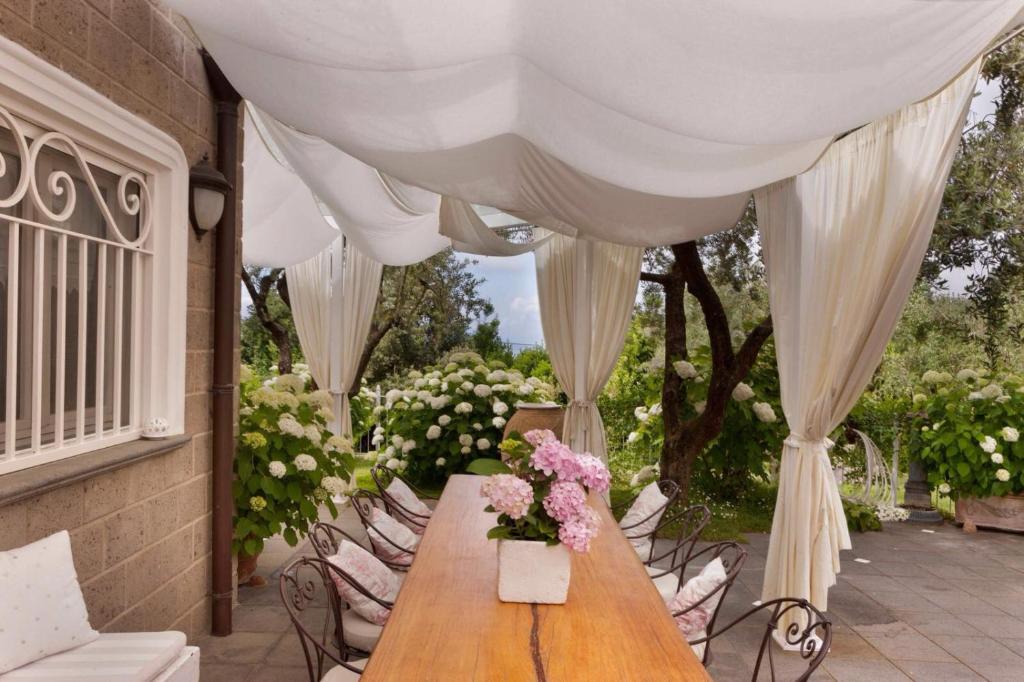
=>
[955,494,1024,533]
[503,403,565,442]
[237,549,261,586]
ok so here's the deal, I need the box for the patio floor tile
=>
[959,613,1024,639]
[928,634,1024,667]
[967,663,1024,682]
[823,657,912,682]
[891,659,985,681]
[195,631,283,664]
[859,622,956,662]
[888,610,982,637]
[249,665,309,681]
[231,604,295,633]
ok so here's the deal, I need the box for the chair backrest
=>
[692,598,832,682]
[350,489,416,565]
[309,521,411,573]
[278,556,372,681]
[619,479,681,531]
[370,465,430,530]
[646,504,711,568]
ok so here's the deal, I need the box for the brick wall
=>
[0,0,238,641]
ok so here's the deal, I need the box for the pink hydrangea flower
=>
[558,508,601,553]
[524,429,557,447]
[575,453,611,493]
[543,481,588,523]
[530,440,579,480]
[480,474,534,520]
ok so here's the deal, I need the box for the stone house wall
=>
[0,0,239,641]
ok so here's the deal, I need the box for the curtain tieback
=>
[568,399,595,409]
[783,434,834,450]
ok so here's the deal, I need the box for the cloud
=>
[510,295,539,315]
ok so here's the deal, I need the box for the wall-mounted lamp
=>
[189,154,231,240]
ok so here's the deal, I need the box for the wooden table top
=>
[360,474,710,681]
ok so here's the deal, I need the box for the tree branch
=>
[640,270,669,285]
[734,315,774,380]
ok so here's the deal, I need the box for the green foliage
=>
[605,320,787,498]
[240,288,303,375]
[364,251,495,384]
[233,366,355,556]
[911,370,1024,499]
[843,499,882,533]
[510,347,558,389]
[371,351,556,484]
[470,318,514,365]
[466,458,513,475]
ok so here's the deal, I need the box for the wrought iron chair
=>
[279,556,384,680]
[691,598,832,681]
[613,479,680,561]
[370,465,434,533]
[309,521,411,576]
[659,541,747,664]
[643,504,712,575]
[350,489,418,569]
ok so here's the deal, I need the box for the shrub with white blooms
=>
[377,350,556,482]
[235,366,354,558]
[914,369,1023,499]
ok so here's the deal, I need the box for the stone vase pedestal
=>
[497,539,571,604]
[955,494,1024,533]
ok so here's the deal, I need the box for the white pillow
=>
[327,540,400,626]
[0,531,100,674]
[385,478,432,534]
[366,507,420,566]
[665,557,728,644]
[620,481,669,550]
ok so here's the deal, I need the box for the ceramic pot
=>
[503,403,565,442]
[236,549,261,586]
[496,539,571,604]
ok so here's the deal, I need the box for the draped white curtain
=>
[285,250,331,388]
[535,231,642,460]
[756,62,981,622]
[286,238,383,437]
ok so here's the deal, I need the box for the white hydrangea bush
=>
[376,351,556,481]
[913,369,1023,499]
[235,366,356,557]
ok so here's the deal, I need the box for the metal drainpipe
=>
[202,50,241,637]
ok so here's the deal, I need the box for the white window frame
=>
[0,36,188,475]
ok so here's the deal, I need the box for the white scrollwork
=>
[0,103,151,247]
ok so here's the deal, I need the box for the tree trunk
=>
[646,241,774,505]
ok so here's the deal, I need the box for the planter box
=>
[497,539,571,604]
[955,494,1024,533]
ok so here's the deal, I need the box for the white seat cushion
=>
[620,482,669,556]
[151,646,199,682]
[366,508,420,565]
[0,531,100,674]
[644,567,680,602]
[321,658,366,681]
[0,632,186,682]
[327,541,399,626]
[385,479,432,534]
[665,558,728,636]
[341,610,384,652]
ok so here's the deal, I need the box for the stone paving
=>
[194,508,1024,681]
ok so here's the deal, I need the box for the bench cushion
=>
[0,632,187,682]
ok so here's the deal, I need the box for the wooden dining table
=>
[360,474,711,681]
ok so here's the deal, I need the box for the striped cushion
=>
[0,632,186,682]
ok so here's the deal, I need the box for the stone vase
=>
[497,539,571,604]
[503,403,565,442]
[955,494,1024,533]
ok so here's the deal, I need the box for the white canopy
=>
[177,0,1019,249]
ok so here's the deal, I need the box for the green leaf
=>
[466,458,513,476]
[486,526,513,540]
[283,527,298,546]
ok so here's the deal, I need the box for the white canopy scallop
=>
[174,1,1019,241]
